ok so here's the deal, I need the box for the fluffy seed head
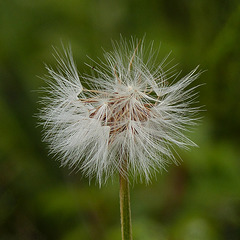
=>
[39,38,202,185]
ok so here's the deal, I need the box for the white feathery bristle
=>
[39,38,202,186]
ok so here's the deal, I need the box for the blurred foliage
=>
[0,0,240,239]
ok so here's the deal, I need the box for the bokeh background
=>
[1,0,240,239]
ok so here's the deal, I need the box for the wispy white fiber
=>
[39,38,202,185]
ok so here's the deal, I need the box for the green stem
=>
[119,164,132,240]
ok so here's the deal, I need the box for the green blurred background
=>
[0,0,240,239]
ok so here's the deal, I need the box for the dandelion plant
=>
[39,37,201,240]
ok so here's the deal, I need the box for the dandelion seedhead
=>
[39,38,202,185]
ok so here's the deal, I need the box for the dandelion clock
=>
[39,37,202,240]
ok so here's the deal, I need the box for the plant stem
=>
[119,163,132,240]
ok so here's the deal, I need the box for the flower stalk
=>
[119,159,132,240]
